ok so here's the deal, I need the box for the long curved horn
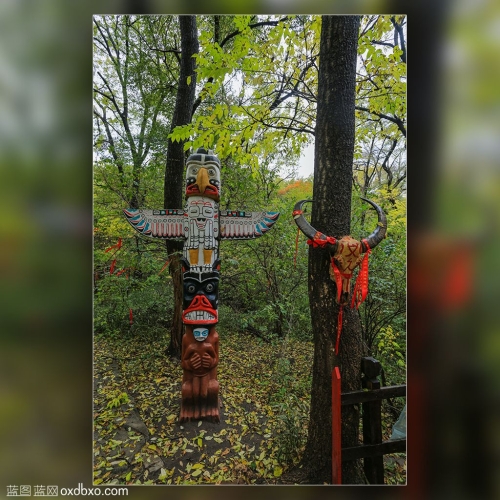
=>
[293,199,338,252]
[292,200,316,239]
[360,198,387,252]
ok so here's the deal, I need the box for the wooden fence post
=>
[361,357,384,484]
[332,367,342,484]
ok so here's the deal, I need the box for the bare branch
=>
[219,17,289,49]
[355,106,406,138]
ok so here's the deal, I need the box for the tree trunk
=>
[164,16,199,358]
[300,15,364,484]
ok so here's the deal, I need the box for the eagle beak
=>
[196,167,210,194]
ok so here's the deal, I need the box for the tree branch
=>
[390,16,407,63]
[93,107,125,176]
[355,106,406,138]
[219,17,289,49]
[380,138,398,187]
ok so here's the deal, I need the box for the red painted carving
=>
[180,325,220,422]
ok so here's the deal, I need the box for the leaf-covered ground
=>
[94,331,314,485]
[93,330,406,485]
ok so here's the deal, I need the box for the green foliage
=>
[107,391,130,409]
[375,325,406,386]
[218,177,313,341]
[93,16,179,207]
[349,192,406,379]
[95,263,174,341]
[272,393,309,464]
[170,15,318,170]
[355,16,407,197]
[357,15,407,135]
[267,351,311,465]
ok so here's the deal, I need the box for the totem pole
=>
[292,198,387,353]
[123,148,279,422]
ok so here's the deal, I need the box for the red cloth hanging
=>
[105,238,122,253]
[158,260,170,275]
[330,258,344,304]
[332,239,372,354]
[351,240,371,309]
[304,233,372,355]
[106,238,122,275]
[307,235,337,248]
[440,246,473,311]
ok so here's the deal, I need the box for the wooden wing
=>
[123,208,186,239]
[219,211,279,240]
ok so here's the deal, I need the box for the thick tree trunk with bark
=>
[300,15,364,484]
[164,16,199,358]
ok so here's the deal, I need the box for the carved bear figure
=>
[180,325,219,422]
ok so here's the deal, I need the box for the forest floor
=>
[93,330,405,485]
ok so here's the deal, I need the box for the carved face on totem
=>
[181,149,222,327]
[188,200,215,230]
[182,270,219,325]
[185,148,221,201]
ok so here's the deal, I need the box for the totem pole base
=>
[179,326,220,423]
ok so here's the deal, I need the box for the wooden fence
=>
[332,356,406,484]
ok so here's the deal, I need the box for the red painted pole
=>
[332,366,342,484]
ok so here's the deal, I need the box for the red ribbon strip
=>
[330,258,344,304]
[158,260,170,275]
[351,239,371,309]
[116,267,131,279]
[307,235,337,248]
[106,238,123,275]
[129,308,134,326]
[105,238,122,253]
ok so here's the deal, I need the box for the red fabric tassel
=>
[106,239,122,275]
[105,238,122,253]
[351,240,371,309]
[330,258,343,304]
[158,260,170,275]
[129,308,133,326]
